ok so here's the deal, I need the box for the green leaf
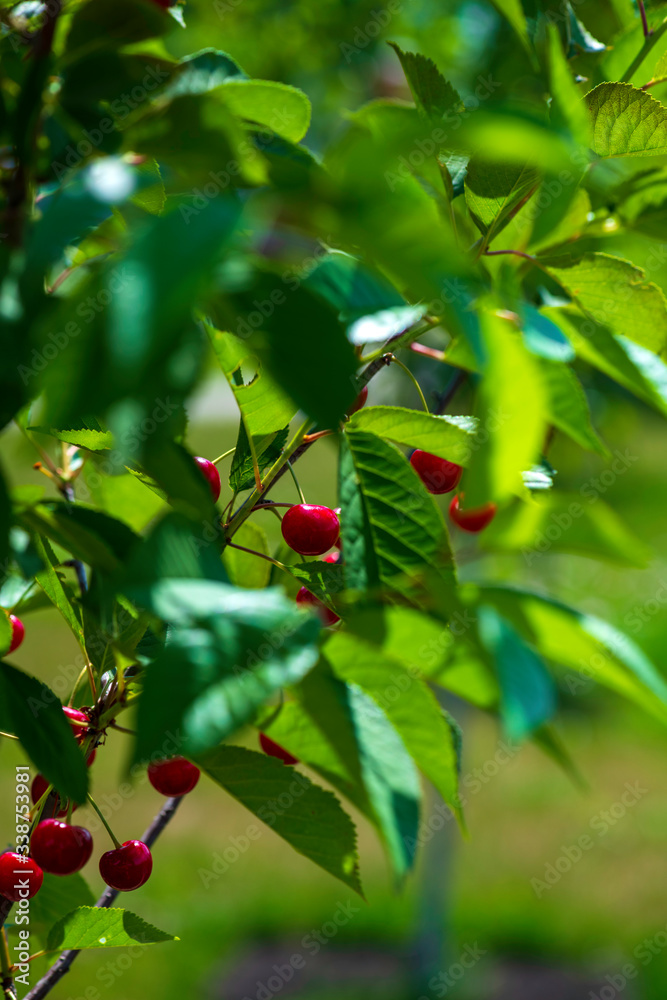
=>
[481,491,650,566]
[0,464,10,590]
[538,358,609,456]
[478,586,667,722]
[65,0,171,60]
[323,629,462,822]
[541,252,667,357]
[20,503,138,574]
[82,470,167,535]
[28,420,114,452]
[46,907,177,952]
[196,744,363,895]
[267,674,422,882]
[216,80,311,143]
[585,83,667,158]
[463,312,547,506]
[0,664,88,803]
[465,160,540,246]
[29,873,95,943]
[488,0,534,56]
[339,429,456,604]
[222,521,271,589]
[123,512,228,587]
[478,605,556,740]
[131,581,320,760]
[388,43,461,119]
[166,48,247,97]
[206,325,296,437]
[33,537,86,652]
[347,406,475,465]
[547,24,591,145]
[566,1,606,55]
[520,304,575,362]
[545,307,667,416]
[229,424,289,493]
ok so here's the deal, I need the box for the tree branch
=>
[23,796,184,1000]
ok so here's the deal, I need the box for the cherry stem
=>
[483,248,536,262]
[87,795,121,849]
[109,721,137,735]
[389,355,430,413]
[409,343,447,362]
[641,76,667,89]
[638,0,650,36]
[0,731,18,740]
[302,430,334,443]
[434,369,468,416]
[212,447,235,465]
[226,542,288,572]
[286,461,306,504]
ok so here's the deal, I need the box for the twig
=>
[638,0,651,37]
[434,370,468,416]
[23,797,184,1000]
[483,249,536,262]
[0,899,12,933]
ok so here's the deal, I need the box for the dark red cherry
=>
[30,820,93,876]
[8,614,25,653]
[281,504,340,556]
[410,450,463,494]
[0,852,43,901]
[99,841,152,892]
[31,775,77,819]
[148,757,200,796]
[194,456,221,502]
[296,586,340,626]
[346,385,368,416]
[259,733,298,766]
[448,495,497,533]
[62,706,89,743]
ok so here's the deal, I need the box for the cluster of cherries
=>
[0,697,203,902]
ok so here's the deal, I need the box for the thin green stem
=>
[87,796,121,849]
[621,16,667,81]
[226,542,288,572]
[212,447,235,465]
[1,927,15,998]
[286,461,306,504]
[390,356,430,413]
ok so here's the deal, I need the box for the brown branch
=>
[0,900,12,933]
[23,796,184,1000]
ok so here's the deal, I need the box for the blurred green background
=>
[5,0,667,996]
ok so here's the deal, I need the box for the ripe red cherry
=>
[448,495,497,533]
[0,852,43,901]
[346,385,368,416]
[63,706,89,742]
[194,456,221,502]
[410,451,463,494]
[259,733,298,765]
[281,504,340,556]
[30,820,93,876]
[324,552,341,564]
[31,774,77,819]
[296,586,340,626]
[8,614,25,653]
[148,757,200,796]
[99,841,152,892]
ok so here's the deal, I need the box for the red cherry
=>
[259,733,298,766]
[31,775,77,819]
[324,552,341,564]
[148,757,200,796]
[296,586,340,626]
[281,504,340,556]
[346,385,368,416]
[87,748,96,766]
[0,852,43,901]
[30,820,93,876]
[63,706,89,742]
[8,614,25,653]
[410,450,463,494]
[99,841,152,892]
[448,495,497,533]
[194,456,221,502]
